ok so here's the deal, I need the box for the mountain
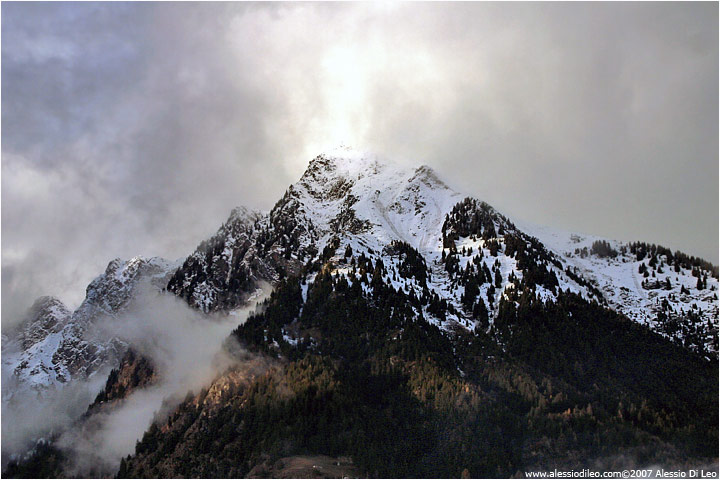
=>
[2,256,178,399]
[3,147,718,478]
[169,147,718,357]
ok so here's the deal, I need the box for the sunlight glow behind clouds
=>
[318,45,369,150]
[2,2,717,324]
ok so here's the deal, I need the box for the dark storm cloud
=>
[2,2,717,324]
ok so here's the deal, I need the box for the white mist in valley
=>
[3,281,270,475]
[1,364,110,469]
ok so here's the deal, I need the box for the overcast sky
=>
[2,2,718,322]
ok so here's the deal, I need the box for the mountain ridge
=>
[4,148,717,402]
[167,148,718,354]
[2,256,179,399]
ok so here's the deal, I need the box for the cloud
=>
[2,2,717,325]
[1,341,111,469]
[2,282,270,474]
[60,285,269,475]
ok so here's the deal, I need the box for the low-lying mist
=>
[1,363,110,469]
[2,282,270,476]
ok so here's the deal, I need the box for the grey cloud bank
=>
[2,2,717,324]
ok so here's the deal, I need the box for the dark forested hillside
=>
[118,254,718,478]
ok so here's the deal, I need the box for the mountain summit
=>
[168,149,718,353]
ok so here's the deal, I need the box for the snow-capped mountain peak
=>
[226,206,263,227]
[6,297,72,352]
[300,147,385,181]
[294,149,460,250]
[2,256,179,397]
[163,150,717,358]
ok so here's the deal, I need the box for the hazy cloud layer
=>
[1,283,269,472]
[2,3,717,321]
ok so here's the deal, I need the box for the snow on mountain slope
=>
[520,222,719,356]
[15,146,713,399]
[2,256,179,399]
[170,148,610,340]
[293,147,462,252]
[13,297,72,351]
[167,147,468,313]
[162,147,718,359]
[166,207,267,311]
[255,148,717,355]
[294,149,620,328]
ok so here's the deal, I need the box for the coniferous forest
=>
[111,251,717,478]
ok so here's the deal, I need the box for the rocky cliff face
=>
[166,207,272,312]
[15,297,72,351]
[2,256,178,399]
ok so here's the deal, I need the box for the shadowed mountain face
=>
[3,148,718,478]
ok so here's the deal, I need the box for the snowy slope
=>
[290,149,606,327]
[263,148,718,355]
[170,148,604,336]
[168,147,466,312]
[293,148,461,252]
[2,256,180,399]
[520,222,718,355]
